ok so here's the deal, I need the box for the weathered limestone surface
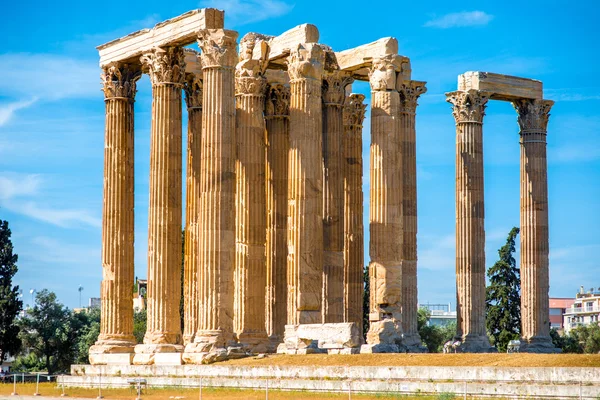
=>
[265,80,290,348]
[335,38,398,72]
[182,64,203,346]
[98,9,224,66]
[90,63,141,364]
[322,54,353,324]
[267,24,319,62]
[446,89,494,353]
[513,99,559,353]
[398,80,426,352]
[286,43,325,325]
[458,71,542,101]
[135,47,186,362]
[364,56,404,352]
[342,94,366,331]
[184,29,239,363]
[233,33,270,353]
[278,323,361,354]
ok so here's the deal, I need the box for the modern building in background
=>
[563,286,600,334]
[419,303,457,327]
[549,297,574,331]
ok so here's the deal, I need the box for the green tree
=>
[550,328,581,353]
[569,323,600,354]
[75,308,100,364]
[362,264,369,339]
[18,290,80,374]
[134,309,147,344]
[417,308,456,353]
[0,219,24,364]
[486,227,521,352]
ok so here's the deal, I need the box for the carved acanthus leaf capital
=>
[323,70,353,106]
[235,33,270,96]
[140,47,186,86]
[368,55,399,91]
[265,84,290,117]
[446,89,491,123]
[512,99,554,133]
[101,62,142,100]
[184,73,203,109]
[287,43,325,82]
[198,29,239,69]
[343,94,367,127]
[235,76,267,96]
[399,81,427,113]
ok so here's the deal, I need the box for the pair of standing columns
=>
[447,89,556,352]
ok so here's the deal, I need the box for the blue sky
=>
[0,0,598,310]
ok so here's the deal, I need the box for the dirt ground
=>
[0,382,479,399]
[222,353,600,367]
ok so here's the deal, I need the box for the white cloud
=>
[545,88,600,102]
[419,233,455,271]
[28,236,100,266]
[199,0,294,26]
[0,173,101,229]
[0,98,38,127]
[0,53,99,101]
[424,11,493,29]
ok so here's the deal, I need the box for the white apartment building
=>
[563,286,600,334]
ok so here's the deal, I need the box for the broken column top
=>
[458,71,543,101]
[97,8,224,67]
[335,38,410,81]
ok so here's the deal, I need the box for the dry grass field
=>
[223,353,600,367]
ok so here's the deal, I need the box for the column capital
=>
[513,98,554,134]
[140,47,186,87]
[446,89,491,124]
[265,83,290,118]
[368,55,400,91]
[235,33,270,96]
[398,80,427,114]
[323,70,353,106]
[101,62,142,101]
[197,29,239,69]
[343,94,367,128]
[287,43,325,82]
[184,73,203,110]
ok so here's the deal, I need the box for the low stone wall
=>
[60,364,600,399]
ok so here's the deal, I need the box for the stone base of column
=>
[267,335,283,353]
[361,319,406,353]
[455,334,497,353]
[402,333,427,353]
[183,330,236,364]
[182,334,195,346]
[89,339,136,365]
[132,344,185,365]
[236,332,270,354]
[520,336,561,353]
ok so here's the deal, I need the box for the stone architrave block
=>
[458,71,543,101]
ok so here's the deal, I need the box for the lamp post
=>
[29,288,36,308]
[78,285,84,309]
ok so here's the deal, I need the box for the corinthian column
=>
[233,34,270,353]
[513,98,559,353]
[342,94,366,331]
[363,56,405,352]
[446,89,494,353]
[184,29,238,362]
[90,63,141,365]
[183,67,203,346]
[134,47,186,362]
[265,81,290,346]
[398,80,426,352]
[287,43,325,325]
[322,60,353,323]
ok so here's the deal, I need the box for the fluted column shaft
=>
[398,81,426,345]
[191,30,238,351]
[183,71,203,346]
[287,44,325,325]
[322,70,350,323]
[368,57,403,324]
[140,47,185,347]
[93,63,141,355]
[446,90,492,351]
[343,94,366,329]
[514,99,556,351]
[265,84,290,343]
[233,35,270,350]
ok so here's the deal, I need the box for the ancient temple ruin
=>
[89,8,557,365]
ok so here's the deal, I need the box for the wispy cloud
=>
[0,54,99,101]
[0,98,38,127]
[424,11,493,29]
[199,0,294,26]
[419,234,454,271]
[545,88,600,102]
[0,173,101,229]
